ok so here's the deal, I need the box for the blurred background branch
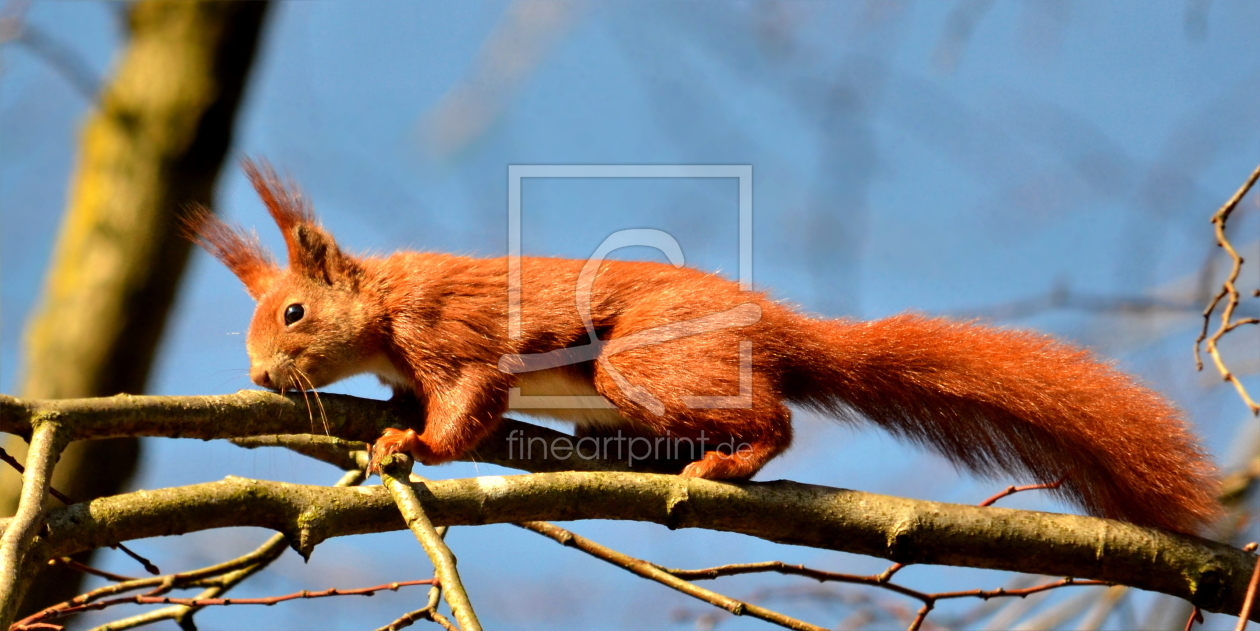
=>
[0,0,268,617]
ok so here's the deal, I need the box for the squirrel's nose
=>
[251,368,274,390]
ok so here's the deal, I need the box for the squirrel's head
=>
[186,159,376,392]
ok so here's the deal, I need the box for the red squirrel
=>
[189,160,1221,534]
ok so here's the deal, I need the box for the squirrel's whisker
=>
[296,367,331,436]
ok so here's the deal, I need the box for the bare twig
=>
[0,422,67,628]
[22,579,436,626]
[107,545,159,576]
[1196,163,1260,415]
[48,558,137,583]
[1,446,158,576]
[928,574,1044,629]
[14,539,284,630]
[519,520,827,631]
[0,1,99,99]
[17,468,367,631]
[666,558,1103,630]
[230,434,369,470]
[978,474,1068,508]
[12,22,100,99]
[947,283,1242,322]
[85,549,288,631]
[656,475,1089,630]
[1238,552,1260,631]
[376,606,457,631]
[374,531,457,631]
[992,584,1103,631]
[877,562,906,583]
[380,455,481,631]
[1186,605,1204,631]
[0,447,72,505]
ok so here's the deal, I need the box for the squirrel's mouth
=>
[251,359,320,394]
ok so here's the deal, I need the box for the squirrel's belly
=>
[509,367,630,428]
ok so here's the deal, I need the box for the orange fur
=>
[192,160,1221,534]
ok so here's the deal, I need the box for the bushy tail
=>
[781,314,1220,534]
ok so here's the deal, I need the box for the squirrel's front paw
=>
[369,428,424,475]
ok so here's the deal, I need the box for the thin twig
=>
[519,520,828,631]
[978,474,1069,507]
[380,455,482,631]
[1196,163,1260,415]
[373,526,453,631]
[230,434,369,470]
[1238,552,1260,631]
[83,534,295,631]
[18,468,367,631]
[107,544,159,576]
[31,579,436,624]
[1,446,159,575]
[665,558,1102,630]
[0,1,99,99]
[665,477,1093,630]
[375,606,458,631]
[0,447,72,505]
[49,557,137,583]
[0,422,67,629]
[1187,605,1204,631]
[12,23,100,99]
[93,468,367,631]
[14,539,285,630]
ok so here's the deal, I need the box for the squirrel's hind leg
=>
[679,430,791,480]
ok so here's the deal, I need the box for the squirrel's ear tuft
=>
[182,205,278,300]
[242,157,315,239]
[242,157,363,290]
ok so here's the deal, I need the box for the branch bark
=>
[2,391,1252,621]
[0,422,67,628]
[0,391,680,474]
[380,457,481,631]
[0,470,1253,620]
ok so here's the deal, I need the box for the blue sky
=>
[2,2,1259,629]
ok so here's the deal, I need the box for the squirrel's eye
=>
[283,304,305,326]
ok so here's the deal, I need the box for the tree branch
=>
[0,471,1253,620]
[15,468,365,631]
[519,520,826,631]
[0,391,680,475]
[1195,163,1260,415]
[372,526,455,631]
[380,456,481,631]
[0,422,67,628]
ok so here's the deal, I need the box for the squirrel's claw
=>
[368,427,422,475]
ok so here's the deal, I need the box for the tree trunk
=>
[1,0,269,615]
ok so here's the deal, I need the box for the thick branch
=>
[0,472,1254,619]
[0,391,679,474]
